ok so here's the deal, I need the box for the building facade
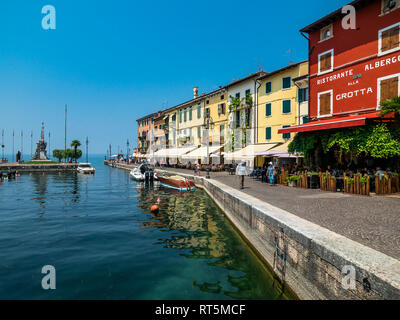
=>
[280,0,400,135]
[257,61,309,144]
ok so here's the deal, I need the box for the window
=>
[318,49,334,74]
[206,100,209,105]
[318,90,333,117]
[298,88,309,103]
[235,110,240,128]
[184,109,187,122]
[220,124,225,136]
[320,24,333,41]
[282,125,291,139]
[265,127,272,140]
[197,105,201,119]
[218,103,226,115]
[381,0,399,15]
[197,126,201,138]
[302,116,309,124]
[282,100,291,114]
[379,23,400,55]
[205,108,210,118]
[265,81,272,94]
[282,77,291,89]
[235,92,240,98]
[221,95,225,100]
[245,89,251,96]
[265,103,272,117]
[245,109,251,127]
[179,110,182,123]
[189,108,192,121]
[378,74,399,106]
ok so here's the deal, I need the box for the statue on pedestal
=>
[31,122,49,161]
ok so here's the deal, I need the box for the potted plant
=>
[286,176,298,187]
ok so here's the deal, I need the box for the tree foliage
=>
[288,123,400,159]
[380,96,400,116]
[52,148,82,162]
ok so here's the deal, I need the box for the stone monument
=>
[31,122,50,161]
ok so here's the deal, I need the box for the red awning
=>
[278,112,380,134]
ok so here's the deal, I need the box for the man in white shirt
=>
[236,162,248,189]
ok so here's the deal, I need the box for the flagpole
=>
[65,104,67,163]
[12,130,15,162]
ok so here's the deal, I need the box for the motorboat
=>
[130,163,156,182]
[155,173,195,191]
[77,163,95,174]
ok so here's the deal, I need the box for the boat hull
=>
[156,174,195,191]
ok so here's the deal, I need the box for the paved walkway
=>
[156,167,400,261]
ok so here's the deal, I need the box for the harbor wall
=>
[0,163,79,173]
[106,162,400,300]
[160,171,400,300]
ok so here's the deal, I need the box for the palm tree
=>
[71,140,81,163]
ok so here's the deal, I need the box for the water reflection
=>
[135,187,288,300]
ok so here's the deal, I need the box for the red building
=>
[280,0,399,134]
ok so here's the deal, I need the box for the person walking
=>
[267,162,276,186]
[236,162,248,189]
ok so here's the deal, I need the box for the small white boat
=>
[77,163,96,174]
[129,164,147,181]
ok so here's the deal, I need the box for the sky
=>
[0,0,350,155]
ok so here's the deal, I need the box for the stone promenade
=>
[156,167,400,261]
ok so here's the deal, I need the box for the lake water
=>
[0,156,291,299]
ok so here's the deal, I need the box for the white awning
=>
[152,146,198,159]
[255,141,290,156]
[224,144,278,161]
[181,146,222,160]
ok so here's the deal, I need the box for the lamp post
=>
[126,139,130,164]
[86,137,89,163]
[203,112,214,179]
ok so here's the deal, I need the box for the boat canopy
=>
[181,146,222,160]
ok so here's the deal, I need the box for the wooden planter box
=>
[375,175,400,195]
[344,174,370,196]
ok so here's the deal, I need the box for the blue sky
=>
[0,0,350,155]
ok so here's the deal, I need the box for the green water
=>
[0,156,292,299]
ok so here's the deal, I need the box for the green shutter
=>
[189,108,192,121]
[197,105,201,119]
[283,100,291,114]
[283,77,291,89]
[184,110,187,122]
[265,103,271,117]
[282,125,291,139]
[266,82,272,94]
[265,127,271,140]
[218,104,221,115]
[179,111,182,123]
[197,126,201,138]
[298,88,303,103]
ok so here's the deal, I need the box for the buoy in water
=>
[151,205,159,213]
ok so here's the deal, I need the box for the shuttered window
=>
[282,125,291,139]
[197,105,201,119]
[189,108,192,121]
[381,25,400,53]
[319,51,333,73]
[266,82,272,94]
[218,103,226,115]
[282,100,291,114]
[197,126,201,138]
[265,127,272,140]
[282,77,291,89]
[265,103,272,117]
[380,76,399,103]
[319,91,332,116]
[179,110,182,123]
[184,109,187,122]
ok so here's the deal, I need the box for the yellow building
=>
[257,61,308,145]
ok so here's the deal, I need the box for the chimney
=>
[193,87,199,99]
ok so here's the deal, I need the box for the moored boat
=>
[155,173,195,191]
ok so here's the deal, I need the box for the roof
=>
[225,71,267,88]
[257,61,308,81]
[136,112,158,122]
[300,0,370,33]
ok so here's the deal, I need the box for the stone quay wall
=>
[0,163,79,173]
[157,170,400,300]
